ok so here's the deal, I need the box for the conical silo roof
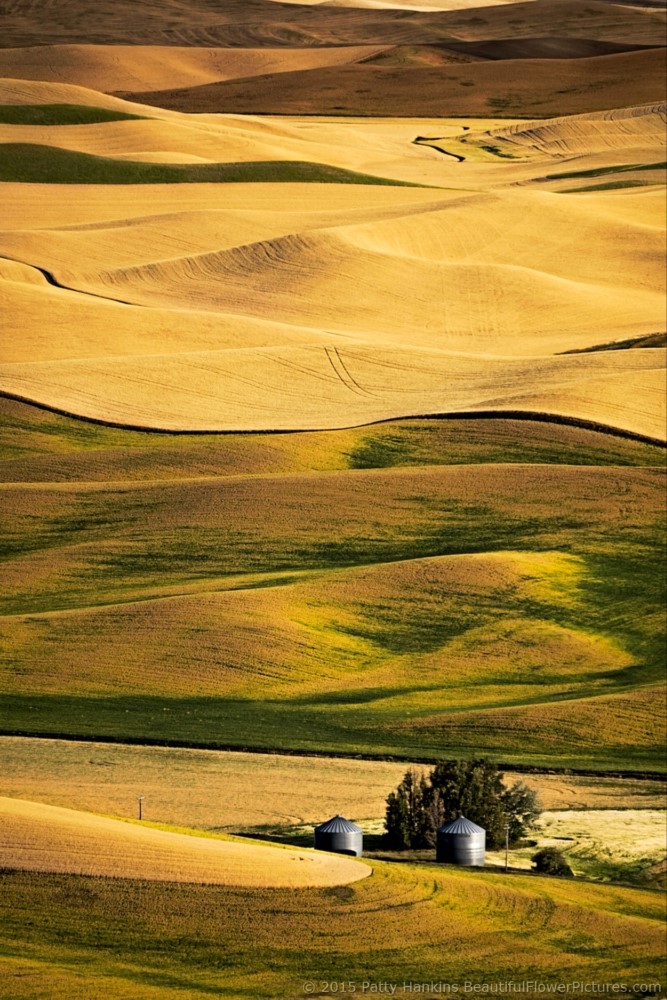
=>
[314,815,362,834]
[437,815,485,835]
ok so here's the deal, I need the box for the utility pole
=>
[138,795,144,821]
[504,822,510,872]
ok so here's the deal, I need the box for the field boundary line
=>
[0,391,665,447]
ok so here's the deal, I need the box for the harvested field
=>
[0,177,446,228]
[483,102,667,158]
[1,0,663,49]
[1,346,663,438]
[0,94,663,437]
[0,797,370,887]
[126,47,667,117]
[0,45,387,95]
[0,738,664,834]
[14,38,635,110]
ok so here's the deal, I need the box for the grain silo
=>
[314,815,363,856]
[436,815,485,866]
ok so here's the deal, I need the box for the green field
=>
[548,161,667,181]
[1,400,665,771]
[2,398,663,479]
[562,334,667,355]
[0,862,664,1000]
[0,104,148,125]
[562,180,655,193]
[0,143,425,185]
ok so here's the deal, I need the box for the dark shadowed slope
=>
[0,0,664,48]
[122,47,666,117]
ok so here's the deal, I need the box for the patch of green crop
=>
[2,398,664,771]
[562,333,667,354]
[479,143,516,159]
[344,421,666,470]
[0,674,663,774]
[0,399,164,458]
[574,539,667,681]
[2,399,663,476]
[297,505,555,574]
[0,143,428,186]
[0,103,148,125]
[485,94,524,114]
[2,500,663,769]
[567,852,661,887]
[0,503,545,613]
[548,161,666,181]
[329,526,666,694]
[561,180,653,193]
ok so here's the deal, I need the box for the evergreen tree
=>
[384,768,431,849]
[384,757,541,851]
[384,787,410,849]
[430,758,507,848]
[502,780,540,846]
[423,786,445,847]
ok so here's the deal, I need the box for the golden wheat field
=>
[1,737,665,831]
[0,71,664,434]
[534,810,667,870]
[1,0,665,752]
[0,796,371,887]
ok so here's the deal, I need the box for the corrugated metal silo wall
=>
[436,831,485,866]
[314,831,363,856]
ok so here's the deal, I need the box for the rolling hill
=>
[0,861,664,999]
[125,46,666,117]
[0,2,665,996]
[0,797,370,887]
[1,0,664,48]
[1,400,664,770]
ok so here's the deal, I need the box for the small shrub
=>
[532,847,573,877]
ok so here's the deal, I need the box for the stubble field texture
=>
[0,0,665,996]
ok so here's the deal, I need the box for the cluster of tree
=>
[384,758,540,850]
